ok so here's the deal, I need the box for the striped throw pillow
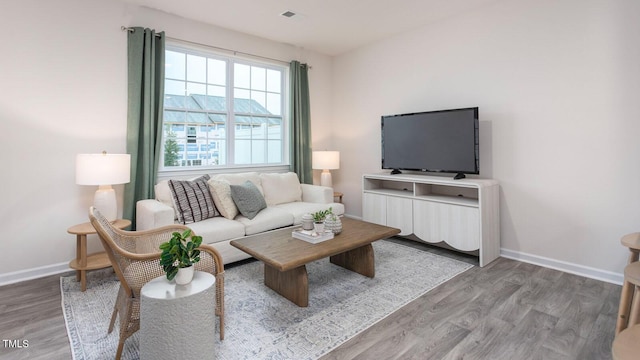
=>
[168,175,218,224]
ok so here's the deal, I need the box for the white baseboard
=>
[0,262,71,286]
[500,248,623,285]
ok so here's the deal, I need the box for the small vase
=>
[175,266,194,285]
[313,221,325,234]
[325,214,343,235]
[301,213,314,231]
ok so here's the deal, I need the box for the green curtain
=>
[123,27,165,229]
[289,60,312,184]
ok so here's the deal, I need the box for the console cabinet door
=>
[413,200,480,251]
[413,200,441,243]
[445,205,480,251]
[386,196,413,236]
[363,193,386,226]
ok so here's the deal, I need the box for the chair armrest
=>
[301,184,333,203]
[115,225,221,266]
[136,199,175,230]
[196,243,225,276]
[110,224,193,259]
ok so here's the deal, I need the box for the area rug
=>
[61,240,473,360]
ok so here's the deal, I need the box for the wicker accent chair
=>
[88,207,225,360]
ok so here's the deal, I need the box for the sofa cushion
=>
[207,178,239,220]
[230,180,267,220]
[260,172,302,206]
[187,216,246,244]
[235,207,294,236]
[275,202,345,225]
[168,175,218,224]
[211,172,264,195]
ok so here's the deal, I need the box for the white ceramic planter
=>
[175,266,195,285]
[325,215,343,235]
[313,222,325,234]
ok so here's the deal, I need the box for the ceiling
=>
[122,0,501,56]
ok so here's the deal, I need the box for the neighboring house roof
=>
[163,94,279,125]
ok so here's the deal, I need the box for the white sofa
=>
[136,172,345,264]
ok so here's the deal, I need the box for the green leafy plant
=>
[163,130,180,167]
[159,229,203,281]
[312,207,333,223]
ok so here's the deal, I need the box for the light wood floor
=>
[0,239,620,360]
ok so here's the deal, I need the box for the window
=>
[161,45,287,170]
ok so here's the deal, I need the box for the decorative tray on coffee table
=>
[292,229,334,244]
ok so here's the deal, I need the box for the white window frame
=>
[158,42,290,178]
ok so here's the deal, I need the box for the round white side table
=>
[140,271,216,360]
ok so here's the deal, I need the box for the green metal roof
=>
[164,94,271,114]
[164,94,281,125]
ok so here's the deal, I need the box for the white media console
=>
[362,173,500,267]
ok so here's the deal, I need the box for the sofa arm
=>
[300,184,333,203]
[136,199,175,230]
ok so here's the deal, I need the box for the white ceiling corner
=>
[121,0,502,56]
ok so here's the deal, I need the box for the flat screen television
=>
[381,107,479,179]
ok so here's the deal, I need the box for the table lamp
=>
[76,151,131,221]
[312,151,340,188]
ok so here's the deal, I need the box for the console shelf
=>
[362,173,500,267]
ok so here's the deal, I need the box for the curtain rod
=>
[120,26,304,67]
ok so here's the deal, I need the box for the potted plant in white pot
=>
[159,229,202,285]
[312,208,332,234]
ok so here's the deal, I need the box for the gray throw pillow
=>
[168,175,218,224]
[230,180,267,220]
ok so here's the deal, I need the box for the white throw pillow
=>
[260,172,302,206]
[208,178,239,220]
[211,172,264,195]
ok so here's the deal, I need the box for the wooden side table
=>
[334,192,343,203]
[67,219,131,291]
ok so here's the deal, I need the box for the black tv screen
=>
[381,107,479,177]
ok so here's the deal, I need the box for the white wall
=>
[332,0,640,278]
[0,0,332,281]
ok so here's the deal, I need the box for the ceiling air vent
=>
[281,11,296,18]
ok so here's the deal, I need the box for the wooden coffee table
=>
[230,217,400,307]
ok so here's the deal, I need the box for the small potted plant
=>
[159,229,203,285]
[312,208,332,234]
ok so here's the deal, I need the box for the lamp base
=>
[94,185,117,221]
[320,170,333,189]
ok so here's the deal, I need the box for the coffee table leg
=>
[264,264,309,307]
[330,243,375,278]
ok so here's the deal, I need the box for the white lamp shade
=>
[76,153,131,185]
[76,153,131,221]
[312,151,340,170]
